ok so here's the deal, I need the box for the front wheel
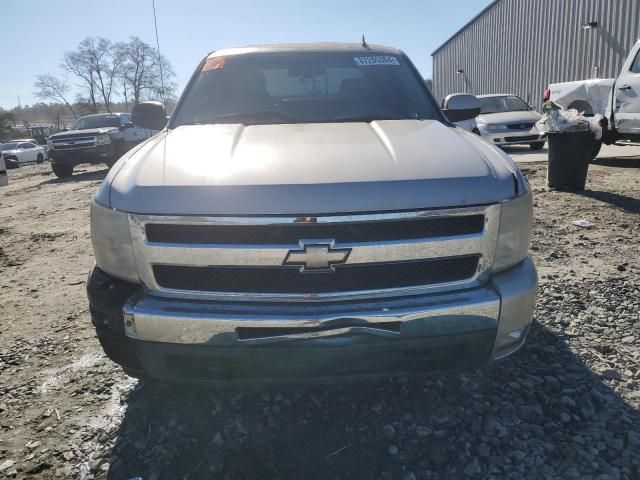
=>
[36,153,44,164]
[530,141,545,151]
[105,156,118,169]
[51,163,74,178]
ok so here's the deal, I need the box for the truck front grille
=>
[129,205,500,302]
[145,215,485,244]
[50,135,97,151]
[152,256,480,294]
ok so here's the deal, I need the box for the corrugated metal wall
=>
[432,0,640,111]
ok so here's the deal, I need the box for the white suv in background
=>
[1,141,47,168]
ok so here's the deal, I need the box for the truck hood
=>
[108,120,517,215]
[477,110,541,125]
[50,127,118,138]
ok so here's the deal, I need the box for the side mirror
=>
[132,101,167,131]
[442,93,481,122]
[120,122,134,130]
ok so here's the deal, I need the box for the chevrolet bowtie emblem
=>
[283,241,351,273]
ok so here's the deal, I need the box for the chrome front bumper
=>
[123,257,537,361]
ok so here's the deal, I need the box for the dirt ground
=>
[0,151,639,480]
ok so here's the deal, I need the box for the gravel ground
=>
[0,154,639,480]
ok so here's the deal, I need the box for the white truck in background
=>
[549,40,640,147]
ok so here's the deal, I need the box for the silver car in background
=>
[476,94,546,150]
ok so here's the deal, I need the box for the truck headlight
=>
[90,201,139,283]
[96,133,112,146]
[47,139,54,150]
[493,190,533,272]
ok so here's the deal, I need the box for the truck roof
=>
[206,42,403,59]
[78,113,128,118]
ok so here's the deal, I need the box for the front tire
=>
[530,141,545,151]
[105,156,118,169]
[590,139,603,160]
[36,153,44,164]
[51,163,74,178]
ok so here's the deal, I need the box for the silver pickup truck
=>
[87,43,537,383]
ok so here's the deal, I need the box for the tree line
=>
[34,36,177,119]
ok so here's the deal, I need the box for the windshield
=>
[172,52,437,126]
[479,95,530,114]
[71,115,120,130]
[1,143,18,150]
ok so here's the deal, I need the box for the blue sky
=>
[1,0,490,109]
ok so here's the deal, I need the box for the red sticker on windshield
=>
[203,57,225,72]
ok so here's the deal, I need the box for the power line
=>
[152,0,166,108]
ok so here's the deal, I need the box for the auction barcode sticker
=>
[354,56,400,66]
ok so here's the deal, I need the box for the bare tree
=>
[62,46,98,113]
[62,37,121,113]
[35,36,177,118]
[87,37,120,112]
[33,74,77,118]
[115,37,176,105]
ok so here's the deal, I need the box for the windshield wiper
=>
[175,111,304,127]
[211,111,303,124]
[176,111,421,127]
[329,113,421,123]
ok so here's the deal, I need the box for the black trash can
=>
[547,131,594,191]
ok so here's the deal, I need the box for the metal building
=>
[432,0,640,110]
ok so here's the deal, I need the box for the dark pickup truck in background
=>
[47,112,156,177]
